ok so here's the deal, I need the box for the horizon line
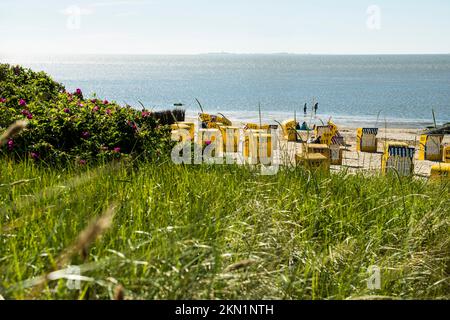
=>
[1,52,450,57]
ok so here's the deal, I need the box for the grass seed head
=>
[0,120,28,146]
[113,284,125,300]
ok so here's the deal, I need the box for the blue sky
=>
[0,0,449,54]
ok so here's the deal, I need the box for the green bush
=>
[0,64,174,164]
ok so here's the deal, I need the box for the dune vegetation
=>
[0,160,449,300]
[0,64,449,300]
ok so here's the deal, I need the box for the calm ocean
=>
[2,54,450,128]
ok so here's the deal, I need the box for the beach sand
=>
[185,116,449,177]
[338,127,449,177]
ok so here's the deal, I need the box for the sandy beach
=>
[338,127,449,177]
[186,116,449,177]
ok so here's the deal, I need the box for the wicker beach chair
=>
[418,134,444,161]
[381,142,415,176]
[356,128,379,153]
[281,119,299,142]
[430,163,450,180]
[243,129,273,164]
[314,125,333,145]
[443,145,450,163]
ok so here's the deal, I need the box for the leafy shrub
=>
[151,109,185,125]
[0,64,175,165]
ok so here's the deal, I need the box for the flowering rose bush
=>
[0,64,174,165]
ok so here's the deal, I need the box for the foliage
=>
[0,161,448,299]
[151,109,185,125]
[0,64,174,165]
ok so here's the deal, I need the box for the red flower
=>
[0,98,6,103]
[113,147,121,153]
[19,99,27,106]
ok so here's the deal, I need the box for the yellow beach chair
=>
[305,143,330,160]
[430,163,450,180]
[381,142,415,176]
[219,126,240,153]
[314,125,333,145]
[443,145,450,163]
[281,119,299,142]
[418,134,444,161]
[295,153,330,173]
[356,128,379,153]
[243,130,273,164]
[198,128,222,151]
[176,122,195,140]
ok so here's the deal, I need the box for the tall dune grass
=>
[0,160,448,300]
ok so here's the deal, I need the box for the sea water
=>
[2,54,449,128]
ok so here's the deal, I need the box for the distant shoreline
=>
[185,110,441,130]
[2,52,450,57]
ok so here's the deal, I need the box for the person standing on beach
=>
[304,103,307,115]
[314,102,319,115]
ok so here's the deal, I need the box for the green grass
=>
[0,159,449,300]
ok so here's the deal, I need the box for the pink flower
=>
[76,88,82,95]
[204,140,212,146]
[0,98,6,103]
[113,147,121,153]
[81,131,90,139]
[127,120,138,130]
[103,100,109,105]
[106,108,112,115]
[31,152,40,160]
[90,99,97,103]
[78,103,84,107]
[79,159,87,165]
[92,106,99,112]
[19,99,26,106]
[64,108,70,113]
[141,111,151,118]
[7,139,14,151]
[21,109,33,119]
